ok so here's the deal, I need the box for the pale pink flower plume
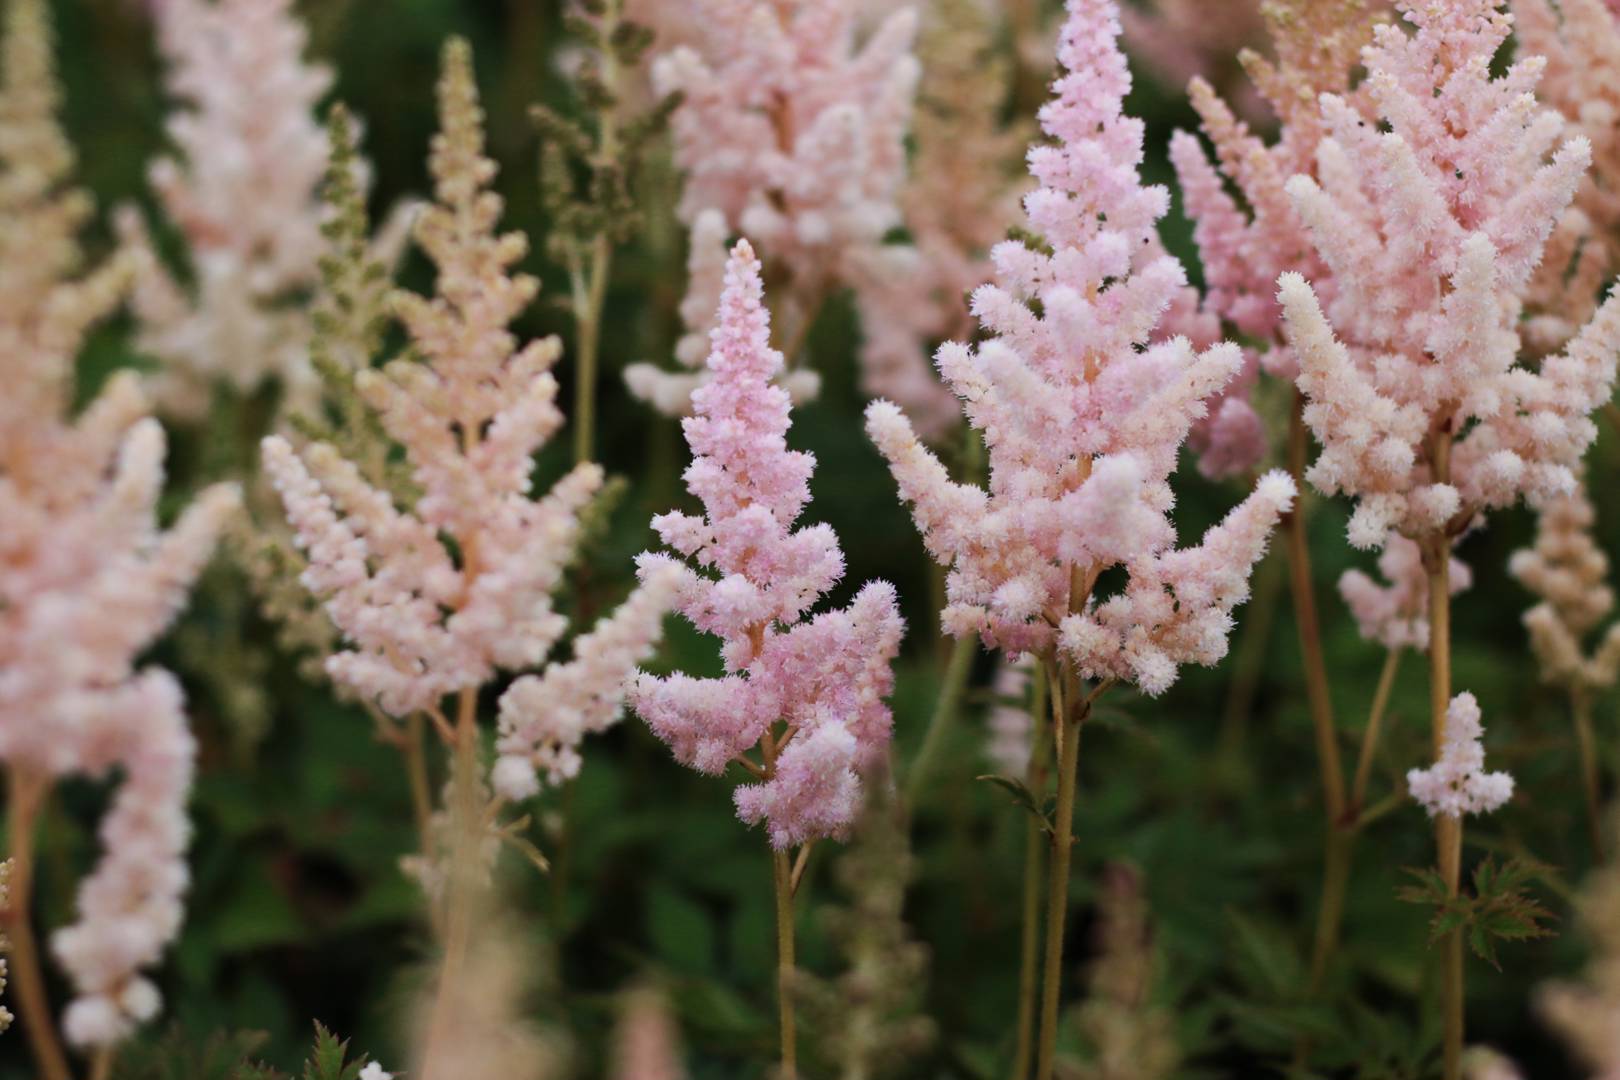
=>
[866,0,1295,695]
[0,0,237,1045]
[1338,534,1472,652]
[1510,478,1620,691]
[629,0,918,418]
[1407,692,1514,818]
[1276,0,1620,552]
[263,42,674,779]
[630,240,905,849]
[1514,0,1620,351]
[986,656,1035,777]
[117,0,331,418]
[611,987,686,1080]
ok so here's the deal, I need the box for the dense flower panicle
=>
[1339,534,1473,651]
[630,0,919,419]
[1277,0,1620,551]
[264,41,670,745]
[0,0,237,1045]
[121,0,331,417]
[1510,478,1620,691]
[631,241,904,848]
[1513,0,1620,350]
[849,0,1027,440]
[1407,692,1514,818]
[1169,0,1380,375]
[866,0,1294,695]
[1538,819,1620,1077]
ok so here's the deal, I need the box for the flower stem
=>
[4,770,72,1080]
[405,711,434,858]
[1350,648,1403,814]
[1425,505,1464,1080]
[905,634,977,807]
[420,688,482,1080]
[1571,687,1604,858]
[772,845,798,1079]
[1034,662,1087,1080]
[1011,670,1049,1080]
[1286,390,1346,823]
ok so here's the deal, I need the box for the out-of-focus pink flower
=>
[866,0,1294,695]
[631,241,904,849]
[1339,535,1472,652]
[1407,693,1514,818]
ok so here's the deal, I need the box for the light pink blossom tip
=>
[1407,692,1514,818]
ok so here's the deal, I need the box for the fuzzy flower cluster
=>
[1509,479,1620,692]
[631,240,905,849]
[1171,0,1379,380]
[264,42,672,759]
[0,0,237,1046]
[1277,0,1620,551]
[866,0,1295,695]
[117,0,332,417]
[626,0,918,416]
[1514,0,1620,351]
[1338,534,1473,651]
[1407,692,1514,818]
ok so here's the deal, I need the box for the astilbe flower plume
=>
[1339,534,1473,651]
[630,240,904,849]
[1513,0,1620,350]
[0,0,238,1046]
[625,0,918,416]
[1407,692,1514,818]
[1276,0,1620,552]
[866,0,1295,696]
[262,40,676,784]
[117,0,332,418]
[1510,478,1620,693]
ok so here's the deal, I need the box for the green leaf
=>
[974,774,1054,835]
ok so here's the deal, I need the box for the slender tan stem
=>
[420,688,482,1080]
[1572,688,1604,858]
[1035,662,1088,1080]
[905,634,977,807]
[772,845,798,1079]
[5,771,73,1080]
[1350,648,1403,814]
[1423,428,1464,1080]
[1286,391,1346,822]
[1306,830,1353,995]
[89,1047,113,1080]
[404,711,434,858]
[1011,670,1049,1080]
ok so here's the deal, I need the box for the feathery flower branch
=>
[1273,1,1620,1070]
[866,3,1295,1076]
[630,239,905,1078]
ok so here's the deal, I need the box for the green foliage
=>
[1398,857,1558,970]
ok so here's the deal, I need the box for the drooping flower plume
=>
[262,40,674,766]
[630,240,905,849]
[1276,0,1620,551]
[866,0,1295,695]
[0,0,237,1046]
[1407,692,1514,819]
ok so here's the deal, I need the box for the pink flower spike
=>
[631,241,904,849]
[1407,692,1514,818]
